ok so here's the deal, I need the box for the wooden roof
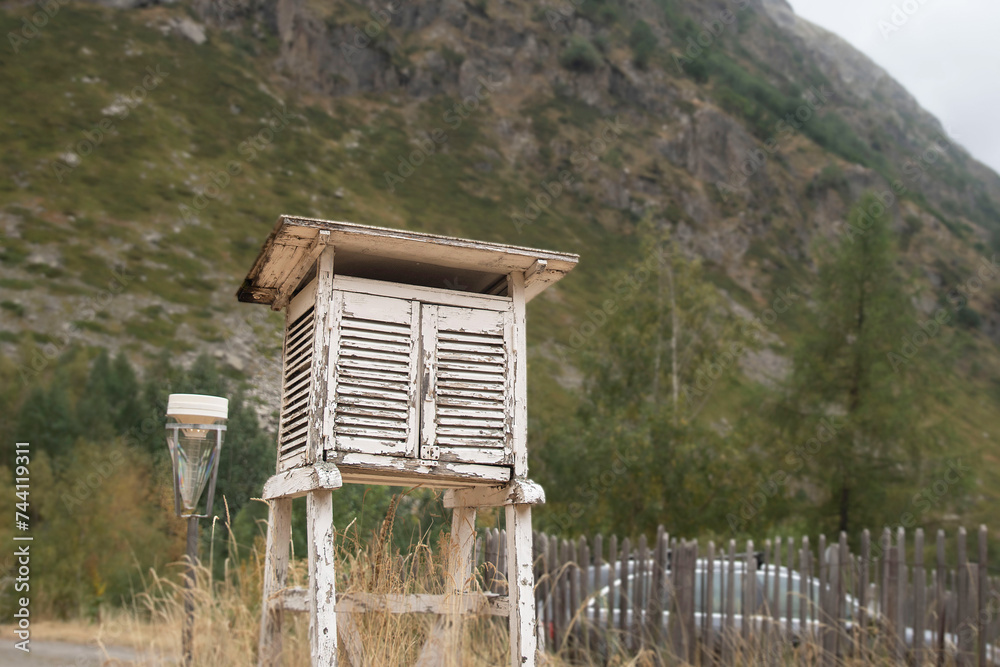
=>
[237,216,579,307]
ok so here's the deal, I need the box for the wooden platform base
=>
[257,464,543,667]
[328,452,512,488]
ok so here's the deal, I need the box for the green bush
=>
[579,0,620,26]
[956,306,982,330]
[629,20,657,69]
[0,301,25,317]
[806,163,849,200]
[682,56,709,83]
[900,215,924,251]
[559,36,603,73]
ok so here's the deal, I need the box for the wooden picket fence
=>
[473,525,999,665]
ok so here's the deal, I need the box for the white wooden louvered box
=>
[238,217,578,488]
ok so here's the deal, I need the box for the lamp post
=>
[165,393,228,667]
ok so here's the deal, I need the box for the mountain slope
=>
[1,0,999,533]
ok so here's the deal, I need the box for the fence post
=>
[618,537,630,653]
[579,536,590,653]
[897,528,907,663]
[705,540,716,665]
[937,529,946,662]
[821,535,836,666]
[668,536,682,659]
[566,538,579,656]
[485,529,497,593]
[552,537,565,653]
[649,528,666,649]
[534,532,547,652]
[592,533,602,656]
[763,539,773,664]
[838,532,848,659]
[725,539,736,665]
[880,527,891,649]
[636,534,648,650]
[958,527,972,667]
[914,528,925,666]
[772,537,782,641]
[786,537,794,644]
[745,539,756,652]
[688,540,699,664]
[978,526,988,667]
[804,537,814,650]
[607,534,617,646]
[859,529,870,663]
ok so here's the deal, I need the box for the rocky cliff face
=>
[4,0,1000,396]
[190,0,999,289]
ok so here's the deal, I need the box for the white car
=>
[536,555,991,661]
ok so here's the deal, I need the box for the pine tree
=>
[75,349,115,440]
[786,192,940,534]
[17,376,78,460]
[108,352,142,433]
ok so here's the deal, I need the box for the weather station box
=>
[237,216,579,488]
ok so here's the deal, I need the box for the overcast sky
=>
[786,0,1000,178]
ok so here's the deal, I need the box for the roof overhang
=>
[237,216,579,307]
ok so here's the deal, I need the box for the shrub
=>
[805,163,849,200]
[559,36,602,73]
[629,20,657,69]
[682,56,709,83]
[957,306,982,330]
[0,301,25,317]
[900,215,923,250]
[580,0,620,26]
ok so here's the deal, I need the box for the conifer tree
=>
[108,351,142,433]
[786,192,942,534]
[75,349,115,440]
[17,376,77,460]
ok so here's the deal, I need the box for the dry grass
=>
[113,496,510,666]
[98,501,963,666]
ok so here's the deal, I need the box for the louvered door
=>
[421,305,514,465]
[277,282,317,471]
[313,278,517,470]
[328,291,421,457]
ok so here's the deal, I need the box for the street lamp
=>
[165,393,228,667]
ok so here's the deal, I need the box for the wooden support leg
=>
[336,611,365,667]
[308,490,337,666]
[449,506,478,595]
[506,503,537,667]
[415,505,477,667]
[259,498,292,667]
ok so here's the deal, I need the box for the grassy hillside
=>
[1,0,999,559]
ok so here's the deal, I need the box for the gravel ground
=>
[0,640,162,666]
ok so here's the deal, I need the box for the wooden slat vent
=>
[278,305,315,467]
[435,327,508,460]
[333,313,414,453]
